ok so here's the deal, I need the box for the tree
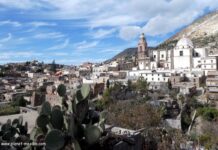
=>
[102,88,111,104]
[167,79,172,90]
[106,79,110,89]
[136,77,150,97]
[127,79,133,90]
[107,101,162,130]
[13,96,27,107]
[177,94,185,107]
[57,84,66,97]
[50,60,57,73]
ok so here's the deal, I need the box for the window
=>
[204,65,206,68]
[152,78,154,81]
[211,65,213,68]
[153,55,156,58]
[179,51,183,56]
[193,79,196,82]
[140,46,143,52]
[152,74,153,76]
[161,54,164,58]
[211,60,213,63]
[163,78,165,81]
[158,78,160,81]
[195,53,199,57]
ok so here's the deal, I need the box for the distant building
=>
[206,71,218,101]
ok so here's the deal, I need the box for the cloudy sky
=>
[0,0,217,65]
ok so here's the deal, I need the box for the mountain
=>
[107,10,218,62]
[158,10,218,49]
[105,48,137,63]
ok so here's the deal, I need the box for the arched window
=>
[140,46,143,52]
[179,51,183,56]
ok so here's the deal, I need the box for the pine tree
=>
[106,79,110,89]
[50,60,57,73]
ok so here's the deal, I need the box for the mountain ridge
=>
[107,10,218,62]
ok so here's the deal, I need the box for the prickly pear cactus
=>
[45,129,65,150]
[84,125,101,145]
[40,101,51,116]
[0,116,30,149]
[30,84,107,150]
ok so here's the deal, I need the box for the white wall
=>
[173,48,192,69]
[160,50,167,61]
[128,70,170,83]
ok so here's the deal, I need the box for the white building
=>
[128,33,218,84]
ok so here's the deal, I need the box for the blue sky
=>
[0,0,217,65]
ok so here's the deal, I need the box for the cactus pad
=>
[40,101,51,116]
[50,109,64,130]
[84,125,101,145]
[36,114,49,128]
[45,129,65,150]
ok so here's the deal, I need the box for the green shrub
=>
[0,105,20,116]
[106,101,162,130]
[95,99,106,111]
[197,107,218,121]
[13,96,27,107]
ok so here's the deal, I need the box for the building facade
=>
[128,33,218,88]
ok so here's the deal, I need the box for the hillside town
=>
[0,29,218,149]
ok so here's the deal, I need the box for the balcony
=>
[208,87,218,93]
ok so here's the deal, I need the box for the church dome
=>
[176,36,193,49]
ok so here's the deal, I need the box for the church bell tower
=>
[138,33,150,70]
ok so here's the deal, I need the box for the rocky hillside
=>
[158,10,218,49]
[108,10,218,62]
[106,48,137,63]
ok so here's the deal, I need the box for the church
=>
[128,33,217,90]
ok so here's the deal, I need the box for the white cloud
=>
[47,39,69,50]
[33,32,65,39]
[0,33,12,43]
[91,28,116,39]
[0,51,43,59]
[0,50,44,64]
[75,40,99,49]
[0,0,44,10]
[142,10,200,36]
[119,26,141,40]
[28,21,57,28]
[0,0,218,48]
[0,20,21,27]
[37,0,217,39]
